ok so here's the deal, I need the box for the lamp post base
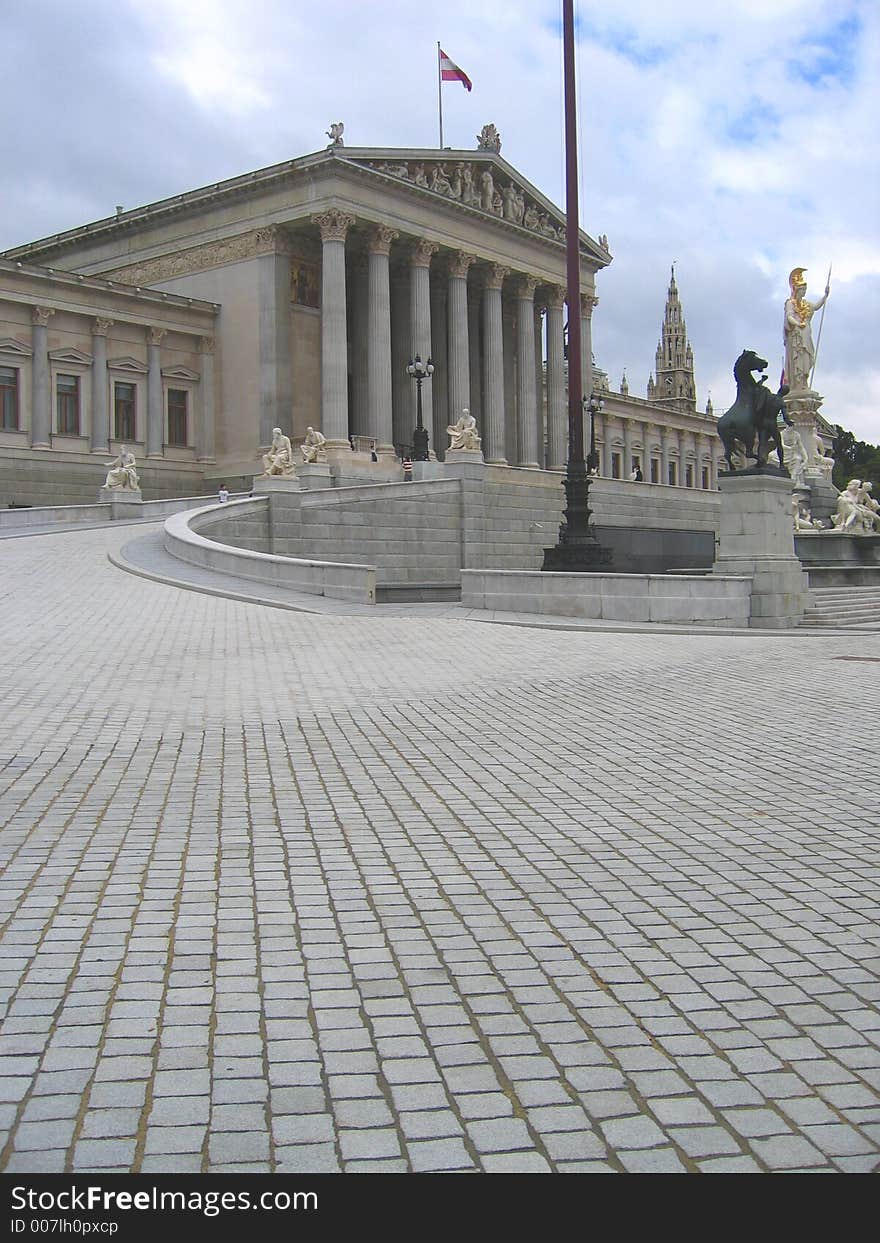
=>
[412,426,430,462]
[542,460,613,572]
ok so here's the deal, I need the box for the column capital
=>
[254,225,290,253]
[31,306,55,327]
[448,251,475,280]
[367,224,399,256]
[147,327,167,347]
[313,209,356,243]
[579,293,599,317]
[198,335,215,355]
[514,275,539,301]
[92,317,114,337]
[410,239,439,269]
[483,264,509,291]
[545,285,565,311]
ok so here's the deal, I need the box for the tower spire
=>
[649,265,696,413]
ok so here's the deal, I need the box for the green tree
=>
[832,425,880,490]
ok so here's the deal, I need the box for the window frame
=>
[56,373,81,436]
[0,365,19,431]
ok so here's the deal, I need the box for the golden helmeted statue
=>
[783,267,829,392]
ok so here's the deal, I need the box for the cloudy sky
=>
[3,0,878,441]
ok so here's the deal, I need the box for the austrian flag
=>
[439,48,472,91]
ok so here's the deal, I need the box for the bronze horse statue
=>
[717,349,791,472]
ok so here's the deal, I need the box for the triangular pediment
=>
[340,149,611,264]
[108,355,148,373]
[161,365,200,381]
[0,337,33,357]
[49,347,93,365]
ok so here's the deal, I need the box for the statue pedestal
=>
[714,471,811,628]
[252,474,300,493]
[99,487,142,519]
[412,460,446,481]
[803,468,838,524]
[445,448,484,464]
[296,461,332,490]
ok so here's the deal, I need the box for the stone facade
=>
[1,142,725,506]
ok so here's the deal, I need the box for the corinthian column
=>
[314,209,355,445]
[447,252,474,422]
[546,286,566,469]
[481,265,508,464]
[146,327,166,457]
[367,224,398,454]
[31,306,54,448]
[515,276,539,467]
[409,239,437,445]
[91,318,113,452]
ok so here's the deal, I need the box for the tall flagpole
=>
[809,261,832,390]
[437,42,444,148]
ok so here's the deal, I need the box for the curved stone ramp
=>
[163,496,377,604]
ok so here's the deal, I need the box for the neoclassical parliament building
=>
[0,134,723,506]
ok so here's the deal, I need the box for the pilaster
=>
[90,318,113,453]
[30,306,54,448]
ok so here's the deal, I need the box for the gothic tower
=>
[648,266,696,413]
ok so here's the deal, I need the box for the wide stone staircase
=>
[800,584,880,629]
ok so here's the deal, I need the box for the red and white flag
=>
[439,48,472,91]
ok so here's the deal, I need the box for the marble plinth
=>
[445,448,485,464]
[99,486,143,519]
[252,474,301,493]
[714,471,811,628]
[296,461,333,490]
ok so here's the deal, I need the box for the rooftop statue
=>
[716,350,791,473]
[476,123,501,153]
[326,121,345,148]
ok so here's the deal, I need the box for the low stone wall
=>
[0,492,250,531]
[461,569,752,626]
[191,496,272,554]
[270,480,462,585]
[163,499,376,603]
[0,448,232,508]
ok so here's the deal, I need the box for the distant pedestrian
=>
[634,466,643,482]
[218,483,229,503]
[403,457,413,482]
[370,442,378,462]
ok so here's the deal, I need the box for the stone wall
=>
[270,480,462,585]
[192,496,271,554]
[0,450,233,508]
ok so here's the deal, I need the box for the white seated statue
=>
[831,478,878,533]
[446,408,481,452]
[780,425,807,489]
[260,427,295,477]
[300,426,327,463]
[104,446,139,491]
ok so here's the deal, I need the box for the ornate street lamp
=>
[587,392,604,474]
[406,355,434,461]
[542,0,611,572]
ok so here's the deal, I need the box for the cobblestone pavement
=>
[1,525,878,1174]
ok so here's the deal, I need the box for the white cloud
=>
[2,0,877,445]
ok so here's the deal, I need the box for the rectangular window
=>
[114,382,136,441]
[611,452,621,479]
[57,374,80,435]
[685,464,694,488]
[651,459,659,484]
[0,366,18,430]
[702,466,710,489]
[168,388,188,446]
[668,462,677,486]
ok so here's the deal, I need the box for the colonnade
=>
[312,209,720,486]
